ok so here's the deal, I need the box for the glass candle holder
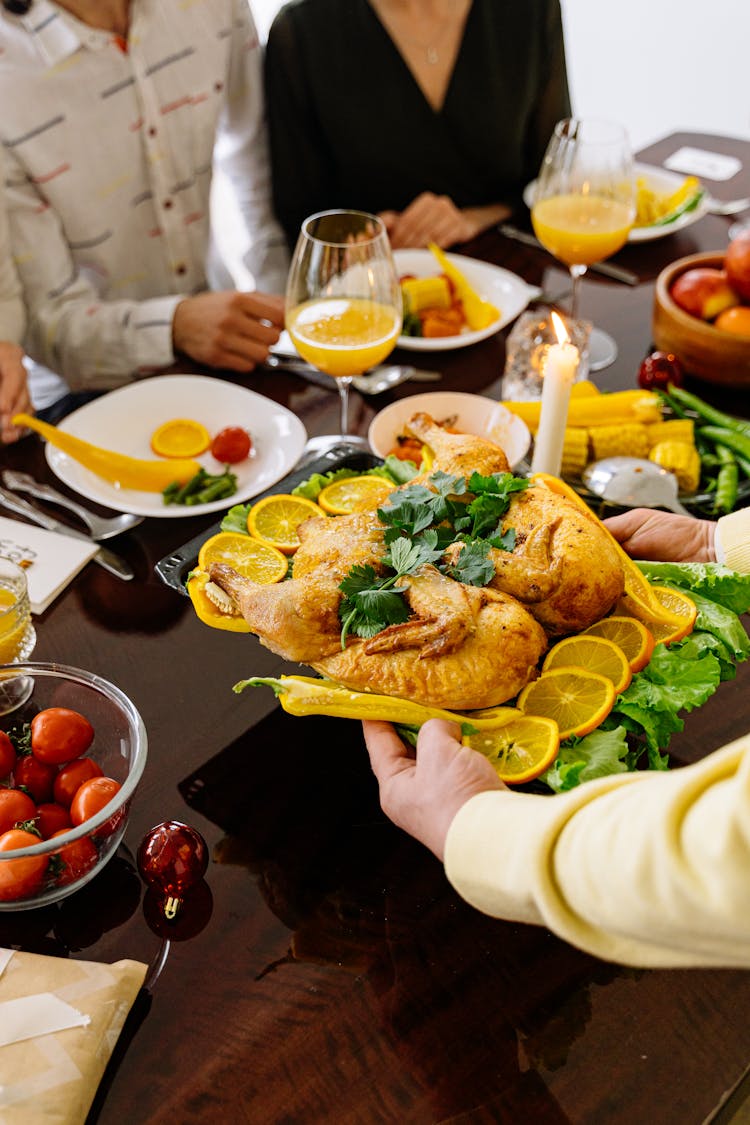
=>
[502,309,592,401]
[0,557,36,713]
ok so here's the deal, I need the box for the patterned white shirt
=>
[0,0,289,405]
[0,150,24,344]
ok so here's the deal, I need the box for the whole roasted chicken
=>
[209,412,625,709]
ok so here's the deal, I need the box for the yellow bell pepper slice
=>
[14,413,200,493]
[427,242,500,330]
[187,570,251,633]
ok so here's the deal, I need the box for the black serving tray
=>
[155,442,383,596]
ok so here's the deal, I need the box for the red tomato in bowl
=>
[210,427,252,464]
[70,776,122,831]
[31,707,94,765]
[36,802,73,839]
[14,754,57,803]
[50,829,98,886]
[0,828,48,901]
[53,757,104,808]
[0,788,37,835]
[0,731,16,781]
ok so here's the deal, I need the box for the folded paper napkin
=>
[0,947,147,1123]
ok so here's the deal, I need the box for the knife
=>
[0,488,134,581]
[498,224,639,286]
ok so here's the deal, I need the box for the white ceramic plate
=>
[393,249,540,351]
[367,391,531,469]
[523,163,709,243]
[45,375,308,518]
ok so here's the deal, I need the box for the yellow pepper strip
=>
[501,390,661,433]
[427,242,500,330]
[13,413,200,493]
[234,674,521,730]
[187,571,251,633]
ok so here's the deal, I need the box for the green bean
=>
[713,445,739,515]
[735,454,750,479]
[699,425,750,464]
[669,387,750,436]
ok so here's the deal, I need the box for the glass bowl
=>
[0,662,147,910]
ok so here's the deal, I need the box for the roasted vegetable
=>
[649,440,701,493]
[427,242,500,329]
[589,423,651,461]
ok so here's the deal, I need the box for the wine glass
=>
[0,557,37,713]
[286,210,402,442]
[531,118,636,371]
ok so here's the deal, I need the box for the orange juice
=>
[532,194,634,266]
[0,586,29,664]
[287,298,401,378]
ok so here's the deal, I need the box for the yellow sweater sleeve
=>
[445,735,750,967]
[716,507,750,574]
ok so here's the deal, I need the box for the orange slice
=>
[246,494,325,555]
[463,715,560,785]
[617,584,697,645]
[198,531,288,584]
[530,473,685,631]
[542,635,632,694]
[517,667,616,740]
[150,418,211,458]
[582,615,655,672]
[317,475,395,515]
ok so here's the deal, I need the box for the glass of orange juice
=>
[286,210,402,439]
[531,118,636,370]
[0,558,36,713]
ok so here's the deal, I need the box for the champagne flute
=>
[286,210,402,440]
[0,557,36,713]
[531,118,636,370]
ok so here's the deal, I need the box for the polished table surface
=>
[2,132,750,1125]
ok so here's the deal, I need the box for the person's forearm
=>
[460,203,512,238]
[446,736,750,967]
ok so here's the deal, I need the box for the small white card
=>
[0,517,97,614]
[664,147,742,182]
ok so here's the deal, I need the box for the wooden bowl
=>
[652,250,750,387]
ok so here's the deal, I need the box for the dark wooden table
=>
[2,132,750,1125]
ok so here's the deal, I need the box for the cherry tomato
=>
[0,828,48,901]
[210,426,252,464]
[31,707,94,765]
[0,731,16,782]
[14,754,57,804]
[637,351,685,391]
[36,802,73,839]
[53,757,104,808]
[70,776,122,829]
[0,788,36,834]
[50,829,98,886]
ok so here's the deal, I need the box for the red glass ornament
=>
[136,820,208,920]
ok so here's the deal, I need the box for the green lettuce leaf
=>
[636,562,750,617]
[542,726,631,793]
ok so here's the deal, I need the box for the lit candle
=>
[530,311,579,476]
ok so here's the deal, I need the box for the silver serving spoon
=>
[582,456,693,516]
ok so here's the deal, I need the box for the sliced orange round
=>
[517,667,616,740]
[542,635,632,694]
[198,531,288,584]
[150,418,211,458]
[463,715,560,785]
[628,585,698,645]
[582,615,656,673]
[246,494,325,554]
[317,475,395,515]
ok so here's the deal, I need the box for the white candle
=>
[530,312,579,476]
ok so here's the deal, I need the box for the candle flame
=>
[550,310,570,346]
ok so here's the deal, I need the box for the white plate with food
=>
[393,249,540,351]
[523,163,708,243]
[367,391,531,469]
[44,375,308,518]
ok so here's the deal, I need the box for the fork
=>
[706,196,750,216]
[1,470,143,540]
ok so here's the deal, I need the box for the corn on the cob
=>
[646,418,695,446]
[649,441,701,493]
[502,390,661,433]
[589,423,651,461]
[401,276,452,313]
[570,380,600,398]
[560,428,590,478]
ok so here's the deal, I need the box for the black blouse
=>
[264,0,571,249]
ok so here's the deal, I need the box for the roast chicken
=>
[208,412,625,709]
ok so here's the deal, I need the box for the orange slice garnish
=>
[616,584,697,645]
[197,531,289,584]
[517,667,616,740]
[462,715,560,785]
[246,494,325,555]
[150,418,211,458]
[317,475,395,515]
[542,635,632,694]
[581,615,656,672]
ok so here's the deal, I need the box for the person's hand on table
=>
[379,193,511,249]
[362,718,503,861]
[172,291,284,372]
[0,341,32,443]
[604,508,716,563]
